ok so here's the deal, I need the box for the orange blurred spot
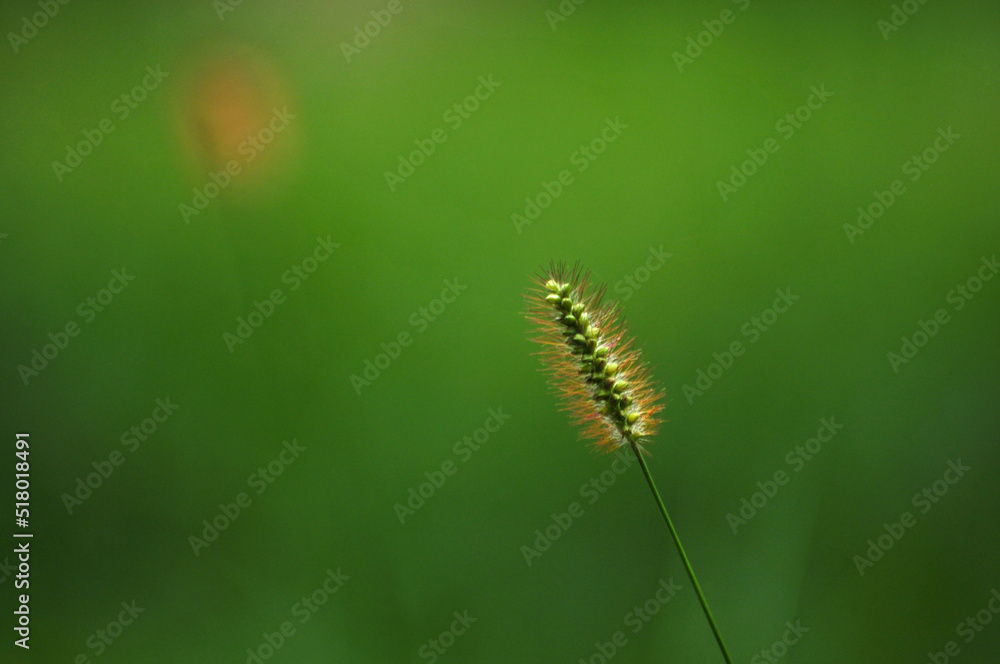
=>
[173,41,298,198]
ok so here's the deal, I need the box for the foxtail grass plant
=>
[525,261,734,664]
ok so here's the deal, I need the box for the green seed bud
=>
[612,380,628,393]
[604,362,619,376]
[626,412,639,425]
[545,294,561,305]
[594,346,609,359]
[563,314,577,327]
[546,279,560,292]
[572,303,585,316]
[560,298,573,311]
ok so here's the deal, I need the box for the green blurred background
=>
[2,0,999,661]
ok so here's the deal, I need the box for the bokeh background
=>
[2,1,999,662]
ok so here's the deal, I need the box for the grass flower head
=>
[525,261,663,453]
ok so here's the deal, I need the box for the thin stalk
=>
[630,441,734,664]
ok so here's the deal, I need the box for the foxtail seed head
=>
[525,262,663,453]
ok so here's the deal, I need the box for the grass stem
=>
[630,442,734,664]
